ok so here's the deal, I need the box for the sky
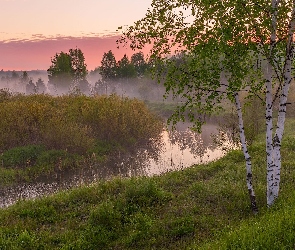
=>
[0,0,152,71]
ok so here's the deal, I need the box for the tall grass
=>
[0,93,162,153]
[0,93,163,185]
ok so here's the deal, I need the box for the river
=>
[0,122,227,208]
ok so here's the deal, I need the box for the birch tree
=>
[119,0,295,209]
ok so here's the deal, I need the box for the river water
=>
[0,123,226,208]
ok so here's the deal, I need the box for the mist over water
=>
[0,70,167,102]
[0,70,229,207]
[0,122,226,208]
[0,70,47,93]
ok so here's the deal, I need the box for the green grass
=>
[0,120,295,249]
[197,192,295,249]
[145,101,179,118]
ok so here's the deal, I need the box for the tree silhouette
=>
[47,48,88,95]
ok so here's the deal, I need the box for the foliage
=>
[35,78,47,94]
[0,93,162,152]
[47,51,72,93]
[69,48,88,85]
[117,54,137,80]
[212,97,266,151]
[0,145,81,183]
[0,92,163,184]
[0,94,92,154]
[211,108,240,152]
[100,50,150,84]
[120,0,295,207]
[131,52,148,77]
[1,120,295,248]
[242,96,265,145]
[0,89,13,102]
[25,80,36,95]
[19,71,30,86]
[100,50,117,82]
[47,48,88,94]
[0,145,45,168]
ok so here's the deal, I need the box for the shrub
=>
[0,93,162,154]
[0,145,45,168]
[35,149,77,167]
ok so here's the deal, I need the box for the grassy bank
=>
[0,118,294,249]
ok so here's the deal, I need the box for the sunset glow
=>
[0,0,152,70]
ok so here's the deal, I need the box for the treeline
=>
[99,51,150,80]
[0,49,166,100]
[0,70,47,95]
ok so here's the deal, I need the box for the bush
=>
[0,145,45,168]
[35,149,78,168]
[0,93,163,154]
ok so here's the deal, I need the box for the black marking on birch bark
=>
[273,134,281,146]
[248,189,258,214]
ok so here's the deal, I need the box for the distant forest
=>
[0,49,168,102]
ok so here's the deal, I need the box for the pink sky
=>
[0,35,141,71]
[0,0,152,71]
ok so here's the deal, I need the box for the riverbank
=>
[0,119,294,249]
[0,93,163,187]
[0,94,226,208]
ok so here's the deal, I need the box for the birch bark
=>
[266,60,274,206]
[271,3,295,204]
[235,92,258,214]
[266,0,279,206]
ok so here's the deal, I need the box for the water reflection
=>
[0,123,225,208]
[106,123,224,177]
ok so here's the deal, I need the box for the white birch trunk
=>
[266,60,275,206]
[266,0,279,206]
[235,92,258,214]
[271,3,295,204]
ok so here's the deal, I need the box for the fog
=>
[0,70,170,103]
